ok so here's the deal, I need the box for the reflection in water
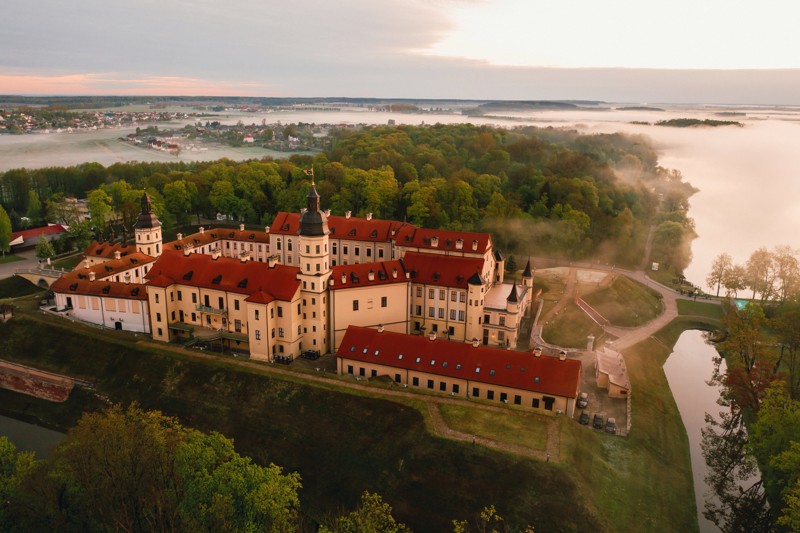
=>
[664,330,769,533]
[0,414,63,458]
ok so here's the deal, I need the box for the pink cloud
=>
[0,73,274,96]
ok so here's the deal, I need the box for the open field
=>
[0,255,24,265]
[582,275,663,327]
[677,299,724,321]
[438,403,548,451]
[542,301,605,348]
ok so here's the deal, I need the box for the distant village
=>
[0,108,195,135]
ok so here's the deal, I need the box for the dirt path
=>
[539,267,577,324]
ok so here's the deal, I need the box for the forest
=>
[0,123,696,271]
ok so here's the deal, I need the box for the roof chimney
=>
[368,270,375,281]
[345,211,352,219]
[265,226,270,234]
[199,226,205,234]
[428,330,436,341]
[472,337,480,348]
[366,212,373,221]
[559,350,567,361]
[431,236,439,248]
[392,268,398,279]
[113,250,121,260]
[378,323,385,333]
[124,272,131,284]
[325,209,331,217]
[211,247,221,260]
[88,271,96,282]
[533,347,542,357]
[176,232,183,241]
[240,251,250,263]
[268,256,278,268]
[341,273,347,284]
[472,239,478,251]
[240,223,245,231]
[456,238,463,250]
[183,243,193,256]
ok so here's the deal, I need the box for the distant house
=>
[243,134,255,144]
[9,224,68,251]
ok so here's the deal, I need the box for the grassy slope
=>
[438,404,548,450]
[677,299,724,321]
[582,275,663,327]
[542,301,605,348]
[561,317,717,533]
[0,276,46,299]
[0,312,599,532]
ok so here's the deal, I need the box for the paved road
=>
[0,250,38,281]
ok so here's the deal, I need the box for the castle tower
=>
[134,193,162,258]
[298,171,331,353]
[522,258,533,288]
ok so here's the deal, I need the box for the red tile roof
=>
[329,260,407,290]
[393,226,491,254]
[10,224,67,246]
[338,326,581,399]
[165,227,270,251]
[51,277,148,301]
[82,241,140,260]
[401,251,484,289]
[270,212,408,242]
[145,250,299,301]
[72,252,155,280]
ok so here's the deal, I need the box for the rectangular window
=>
[498,331,505,342]
[366,248,371,257]
[277,306,283,318]
[157,328,163,336]
[448,326,454,335]
[394,373,401,383]
[191,312,196,322]
[438,308,444,319]
[155,294,159,304]
[353,300,359,311]
[451,292,456,302]
[427,379,434,389]
[371,369,377,377]
[171,311,175,321]
[428,289,434,299]
[458,310,465,321]
[343,245,348,255]
[297,303,301,314]
[381,296,387,308]
[472,387,480,398]
[316,245,320,253]
[487,390,495,400]
[439,290,445,300]
[234,319,241,332]
[170,292,174,302]
[453,384,460,394]
[355,247,360,256]
[177,291,182,301]
[347,365,353,375]
[484,314,490,324]
[439,382,446,391]
[278,328,284,338]
[234,300,240,311]
[415,305,422,315]
[500,392,508,403]
[412,377,419,386]
[255,309,260,320]
[255,330,261,340]
[450,309,456,320]
[416,287,422,297]
[156,312,162,322]
[514,395,522,405]
[378,249,384,259]
[499,316,506,326]
[429,307,435,318]
[192,293,197,304]
[218,297,224,309]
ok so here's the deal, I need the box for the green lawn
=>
[677,299,724,320]
[0,276,46,299]
[51,255,83,270]
[438,403,548,450]
[0,254,25,265]
[560,317,713,533]
[582,275,662,327]
[542,301,605,348]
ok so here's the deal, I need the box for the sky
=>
[3,0,800,104]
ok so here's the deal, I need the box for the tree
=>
[25,190,42,225]
[745,248,777,302]
[86,188,112,229]
[772,245,799,301]
[4,404,301,532]
[773,301,800,399]
[0,205,11,258]
[452,505,535,533]
[35,236,55,260]
[707,253,733,297]
[321,492,410,533]
[163,180,197,226]
[0,437,36,528]
[723,264,747,298]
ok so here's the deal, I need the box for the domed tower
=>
[298,171,331,354]
[134,193,162,257]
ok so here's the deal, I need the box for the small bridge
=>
[14,266,68,289]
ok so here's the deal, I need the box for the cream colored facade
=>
[329,281,410,349]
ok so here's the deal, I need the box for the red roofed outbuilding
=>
[337,326,582,416]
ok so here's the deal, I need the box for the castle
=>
[52,182,534,361]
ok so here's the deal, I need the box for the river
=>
[0,414,64,458]
[663,330,727,533]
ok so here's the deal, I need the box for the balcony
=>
[195,304,228,315]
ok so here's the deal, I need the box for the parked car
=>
[605,417,617,434]
[577,392,589,409]
[579,411,590,425]
[593,414,604,430]
[300,349,321,360]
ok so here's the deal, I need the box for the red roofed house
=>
[9,224,68,251]
[337,326,582,416]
